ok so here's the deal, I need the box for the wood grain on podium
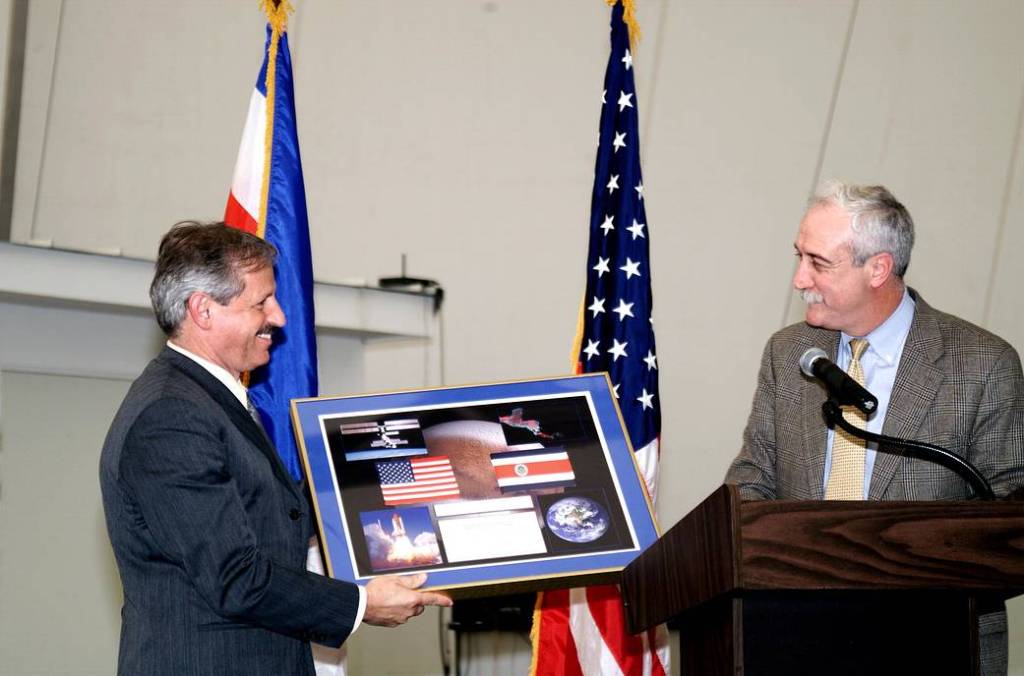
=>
[621,484,1024,634]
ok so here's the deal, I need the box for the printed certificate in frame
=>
[291,374,660,597]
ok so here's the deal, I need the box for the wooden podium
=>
[620,485,1024,676]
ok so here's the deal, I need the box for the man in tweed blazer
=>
[725,182,1024,675]
[100,223,450,676]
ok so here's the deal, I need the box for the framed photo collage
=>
[291,374,660,596]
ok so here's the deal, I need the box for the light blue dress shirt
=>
[822,288,916,498]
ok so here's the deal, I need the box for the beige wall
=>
[3,0,1023,674]
[0,371,128,675]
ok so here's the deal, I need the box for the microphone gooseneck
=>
[821,400,995,500]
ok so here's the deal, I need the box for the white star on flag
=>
[600,214,615,235]
[634,181,644,200]
[593,257,611,277]
[637,388,654,410]
[608,339,628,361]
[588,296,606,317]
[622,49,633,71]
[613,299,635,321]
[644,350,657,370]
[620,258,641,279]
[583,340,601,360]
[627,219,646,240]
[607,174,619,194]
[617,90,634,112]
[612,131,627,153]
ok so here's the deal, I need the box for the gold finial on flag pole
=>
[606,0,640,51]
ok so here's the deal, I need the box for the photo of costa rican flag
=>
[375,456,460,506]
[490,446,576,493]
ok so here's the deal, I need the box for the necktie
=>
[246,398,266,433]
[825,338,869,500]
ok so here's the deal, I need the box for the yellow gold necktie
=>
[825,338,869,500]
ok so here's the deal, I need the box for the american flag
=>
[375,456,460,506]
[531,2,668,674]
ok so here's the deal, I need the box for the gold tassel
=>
[606,0,641,52]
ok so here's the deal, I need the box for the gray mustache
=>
[800,290,823,304]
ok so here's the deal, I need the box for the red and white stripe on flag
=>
[532,587,668,676]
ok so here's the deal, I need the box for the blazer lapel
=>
[801,333,839,499]
[159,348,303,500]
[868,294,944,499]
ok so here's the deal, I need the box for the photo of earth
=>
[545,496,610,543]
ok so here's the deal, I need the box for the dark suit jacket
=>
[100,347,360,676]
[725,291,1024,675]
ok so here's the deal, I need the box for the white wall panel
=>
[12,1,263,252]
[0,0,13,184]
[9,0,60,243]
[986,101,1024,354]
[0,371,129,675]
[817,0,1024,325]
[292,1,605,395]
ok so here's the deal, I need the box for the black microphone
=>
[799,347,879,415]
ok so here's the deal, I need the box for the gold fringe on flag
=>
[569,295,586,373]
[259,0,294,36]
[528,595,542,675]
[256,0,294,239]
[606,0,640,51]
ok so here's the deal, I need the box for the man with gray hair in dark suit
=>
[725,181,1024,675]
[100,222,451,676]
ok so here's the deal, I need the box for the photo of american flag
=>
[375,455,460,506]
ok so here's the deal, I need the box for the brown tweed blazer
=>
[726,290,1024,501]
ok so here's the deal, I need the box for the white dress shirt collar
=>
[166,341,249,407]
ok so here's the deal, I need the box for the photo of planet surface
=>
[545,496,610,543]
